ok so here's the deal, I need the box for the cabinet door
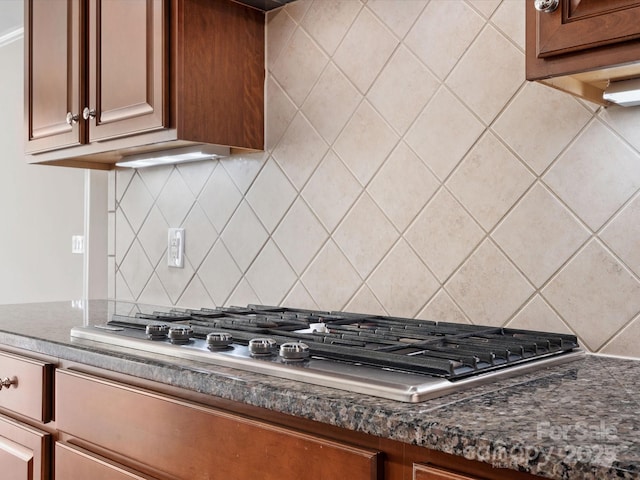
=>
[414,464,481,480]
[24,0,85,153]
[0,414,50,480]
[87,0,167,142]
[526,0,640,78]
[535,0,640,58]
[56,443,157,480]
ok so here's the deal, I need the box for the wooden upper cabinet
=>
[88,0,167,142]
[24,0,84,153]
[526,0,640,104]
[25,0,265,169]
[536,0,640,58]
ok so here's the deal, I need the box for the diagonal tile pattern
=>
[406,188,484,283]
[367,141,439,231]
[270,28,328,106]
[405,0,484,81]
[301,62,362,144]
[246,158,297,233]
[273,197,328,275]
[334,101,398,186]
[446,132,534,231]
[492,184,590,288]
[198,164,243,233]
[246,240,297,305]
[406,86,484,181]
[300,0,362,56]
[333,193,397,278]
[446,240,534,327]
[119,174,153,233]
[111,0,640,359]
[542,240,640,351]
[220,201,268,272]
[367,240,439,318]
[272,112,328,189]
[368,46,439,135]
[600,193,640,277]
[446,25,525,125]
[155,169,195,227]
[332,7,398,94]
[543,121,640,231]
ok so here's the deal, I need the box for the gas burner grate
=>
[107,305,579,379]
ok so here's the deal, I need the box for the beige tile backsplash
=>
[109,0,640,358]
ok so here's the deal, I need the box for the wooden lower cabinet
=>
[414,463,481,480]
[56,369,381,480]
[50,367,550,480]
[0,414,50,480]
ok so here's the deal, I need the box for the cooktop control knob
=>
[206,332,233,350]
[146,324,169,340]
[248,338,277,357]
[279,342,310,362]
[167,326,193,345]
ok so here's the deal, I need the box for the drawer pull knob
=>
[0,377,16,390]
[83,107,97,120]
[534,0,559,13]
[66,112,79,125]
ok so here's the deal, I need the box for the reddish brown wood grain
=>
[526,0,640,80]
[25,0,265,168]
[0,351,53,423]
[56,443,158,480]
[56,361,546,480]
[0,413,50,480]
[414,464,480,480]
[24,0,85,153]
[174,0,265,149]
[56,370,380,480]
[88,0,167,142]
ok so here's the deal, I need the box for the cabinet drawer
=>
[414,464,480,480]
[56,442,158,480]
[0,413,50,480]
[0,351,53,422]
[56,370,381,480]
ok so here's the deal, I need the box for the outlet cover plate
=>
[168,228,185,268]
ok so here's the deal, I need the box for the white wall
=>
[0,35,86,303]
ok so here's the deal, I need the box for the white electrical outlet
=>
[72,235,85,254]
[168,228,185,268]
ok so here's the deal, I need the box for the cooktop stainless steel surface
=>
[70,305,584,403]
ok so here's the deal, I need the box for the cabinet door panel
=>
[0,436,32,480]
[56,370,381,480]
[25,0,84,153]
[0,414,49,480]
[56,443,157,480]
[535,0,640,57]
[88,0,167,141]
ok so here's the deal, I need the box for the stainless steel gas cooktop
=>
[70,305,584,403]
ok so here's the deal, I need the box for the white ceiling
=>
[0,0,23,40]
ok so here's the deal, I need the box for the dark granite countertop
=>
[0,300,638,480]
